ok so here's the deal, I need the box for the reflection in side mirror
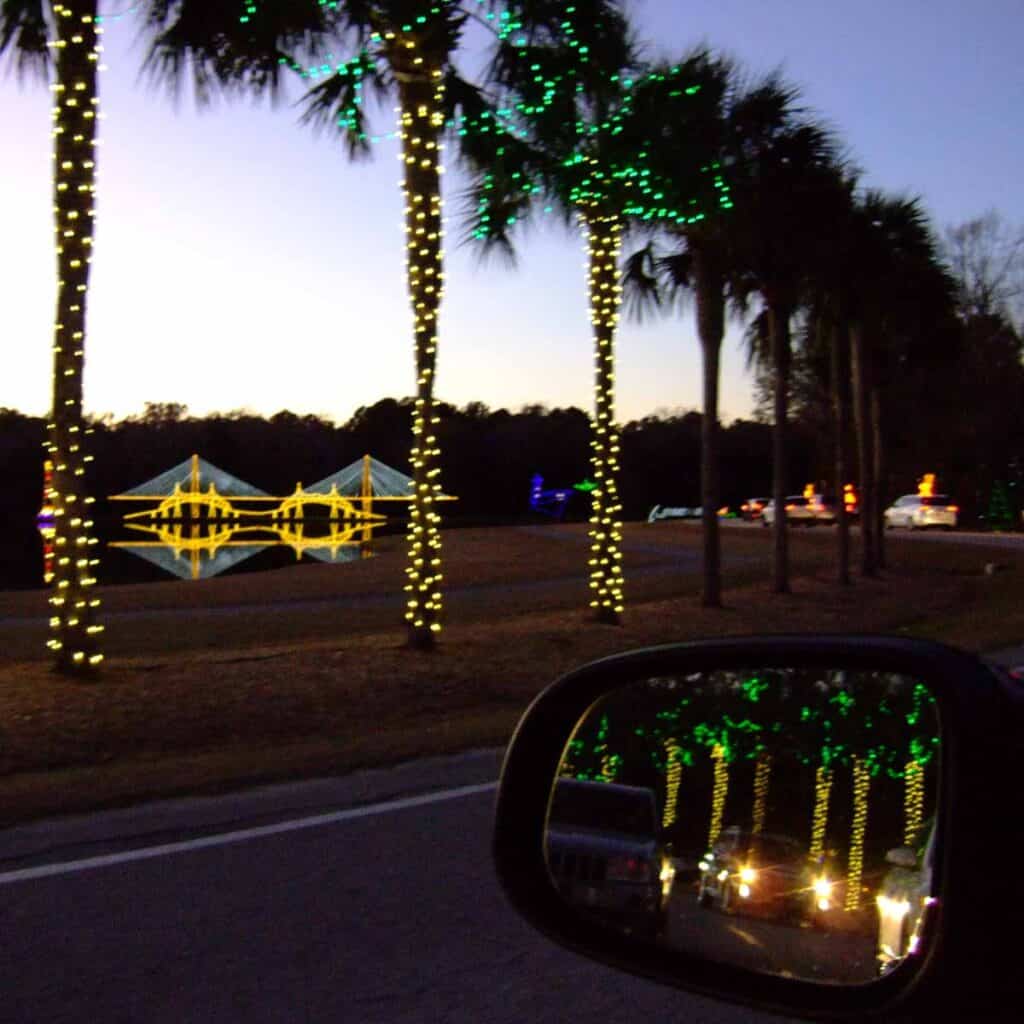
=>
[544,666,940,985]
[885,847,919,869]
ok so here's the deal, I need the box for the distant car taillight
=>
[947,505,958,513]
[606,856,652,882]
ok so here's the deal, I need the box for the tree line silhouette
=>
[2,379,1019,593]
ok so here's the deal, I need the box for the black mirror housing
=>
[492,635,1024,1021]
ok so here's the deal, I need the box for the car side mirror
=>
[492,636,1024,1020]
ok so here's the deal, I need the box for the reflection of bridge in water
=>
[109,454,455,580]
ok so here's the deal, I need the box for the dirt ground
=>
[1,521,1020,824]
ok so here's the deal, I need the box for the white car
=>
[876,821,936,976]
[762,496,836,527]
[883,494,959,530]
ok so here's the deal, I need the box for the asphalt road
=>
[1,528,1020,1022]
[666,893,876,984]
[0,752,796,1024]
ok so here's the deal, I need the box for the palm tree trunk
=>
[751,752,771,835]
[397,66,446,650]
[583,215,625,625]
[661,739,683,829]
[845,755,871,911]
[904,759,924,846]
[830,322,851,585]
[47,0,104,675]
[850,323,877,576]
[809,765,832,860]
[694,246,725,608]
[769,304,792,594]
[708,743,729,850]
[871,384,886,570]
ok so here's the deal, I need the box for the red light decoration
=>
[37,459,57,584]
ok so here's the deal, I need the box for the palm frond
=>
[139,0,331,106]
[620,243,663,323]
[456,175,535,266]
[295,51,384,161]
[0,0,50,79]
[657,249,695,305]
[743,308,772,371]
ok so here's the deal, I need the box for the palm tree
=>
[622,64,833,608]
[251,2,637,646]
[292,5,468,650]
[2,2,336,674]
[798,168,862,585]
[840,192,958,575]
[463,48,729,624]
[2,1,107,673]
[728,87,842,593]
[144,3,629,649]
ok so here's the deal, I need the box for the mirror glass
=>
[545,666,940,985]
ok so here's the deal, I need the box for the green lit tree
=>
[144,2,633,649]
[283,1,636,647]
[987,481,1013,530]
[463,47,730,624]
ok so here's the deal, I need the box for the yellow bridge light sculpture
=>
[110,454,456,580]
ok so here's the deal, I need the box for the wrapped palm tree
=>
[235,2,631,646]
[3,1,107,673]
[2,1,335,674]
[147,2,631,649]
[462,45,729,624]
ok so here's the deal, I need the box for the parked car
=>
[647,505,701,522]
[883,494,959,530]
[698,827,829,923]
[741,497,772,521]
[545,778,674,939]
[876,819,936,976]
[762,495,836,527]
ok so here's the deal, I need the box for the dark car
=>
[545,778,674,939]
[698,827,828,923]
[741,497,772,521]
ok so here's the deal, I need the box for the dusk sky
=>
[3,1,1022,426]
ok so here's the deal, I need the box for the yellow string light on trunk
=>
[45,2,104,673]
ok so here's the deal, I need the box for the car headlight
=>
[739,867,757,885]
[876,894,911,920]
[813,877,832,911]
[660,859,676,895]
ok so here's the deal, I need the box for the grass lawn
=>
[0,521,1020,824]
